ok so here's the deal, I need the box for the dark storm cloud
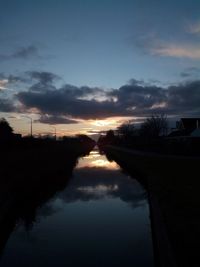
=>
[61,84,104,98]
[110,80,200,117]
[109,83,167,109]
[17,83,122,119]
[0,45,39,61]
[0,98,16,112]
[167,80,200,115]
[15,78,200,120]
[36,114,78,125]
[17,90,120,119]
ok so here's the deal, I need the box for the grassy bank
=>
[104,146,200,267]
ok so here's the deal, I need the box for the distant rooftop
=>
[180,118,200,131]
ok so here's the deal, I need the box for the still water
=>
[0,149,154,267]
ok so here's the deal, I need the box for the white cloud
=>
[150,44,200,59]
[0,79,8,90]
[135,34,200,59]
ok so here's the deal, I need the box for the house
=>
[166,118,200,155]
[177,118,200,131]
[168,118,200,138]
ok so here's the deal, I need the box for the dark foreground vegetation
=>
[0,119,95,255]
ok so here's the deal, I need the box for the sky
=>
[0,0,200,136]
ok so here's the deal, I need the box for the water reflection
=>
[77,148,119,169]
[77,184,119,194]
[56,167,147,208]
[0,149,154,267]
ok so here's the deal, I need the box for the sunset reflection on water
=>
[77,149,119,170]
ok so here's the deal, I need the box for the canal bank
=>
[104,145,200,267]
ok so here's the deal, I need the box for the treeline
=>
[98,115,200,156]
[0,117,98,179]
[0,118,95,155]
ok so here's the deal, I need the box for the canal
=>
[0,148,154,267]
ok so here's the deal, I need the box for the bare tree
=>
[117,120,135,138]
[140,114,168,137]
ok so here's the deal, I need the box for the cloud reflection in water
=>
[54,150,147,210]
[77,150,119,170]
[37,150,147,219]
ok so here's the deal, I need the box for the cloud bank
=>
[17,79,200,120]
[0,71,200,123]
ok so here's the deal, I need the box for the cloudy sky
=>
[0,0,200,136]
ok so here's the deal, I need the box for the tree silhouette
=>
[97,130,115,148]
[0,118,13,138]
[140,114,168,137]
[117,120,135,139]
[105,130,115,140]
